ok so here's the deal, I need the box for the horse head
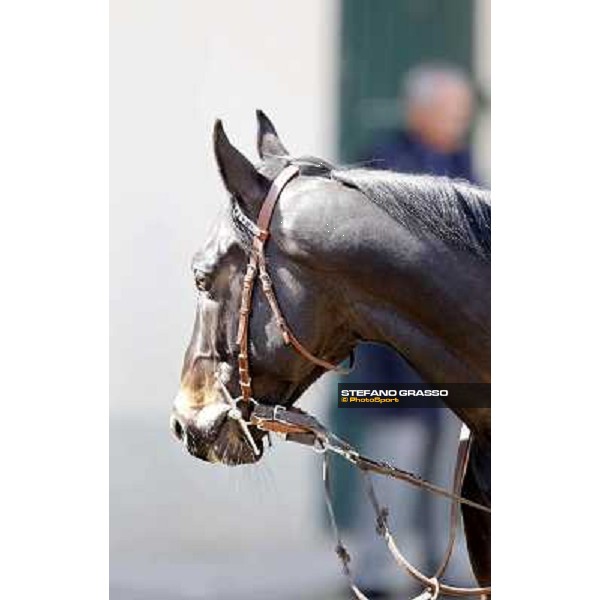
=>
[170,111,356,465]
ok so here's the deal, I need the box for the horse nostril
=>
[170,416,185,442]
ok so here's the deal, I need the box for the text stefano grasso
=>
[340,388,450,397]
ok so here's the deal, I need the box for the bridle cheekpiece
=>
[235,163,351,404]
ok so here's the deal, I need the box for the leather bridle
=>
[235,163,352,405]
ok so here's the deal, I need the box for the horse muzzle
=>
[170,399,264,465]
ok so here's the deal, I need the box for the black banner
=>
[337,383,490,409]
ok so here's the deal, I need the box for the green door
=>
[338,0,474,162]
[329,0,475,529]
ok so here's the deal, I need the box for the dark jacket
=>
[364,130,476,182]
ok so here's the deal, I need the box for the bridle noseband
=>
[235,163,352,404]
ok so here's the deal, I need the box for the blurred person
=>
[366,62,476,179]
[331,63,478,597]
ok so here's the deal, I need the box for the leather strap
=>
[433,424,473,580]
[256,164,300,235]
[237,164,353,402]
[248,405,491,598]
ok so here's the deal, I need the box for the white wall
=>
[110,1,342,597]
[110,0,340,415]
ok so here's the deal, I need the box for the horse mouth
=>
[170,402,265,466]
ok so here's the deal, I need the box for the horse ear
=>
[213,119,269,218]
[256,109,289,159]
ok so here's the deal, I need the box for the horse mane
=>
[230,157,491,261]
[331,167,491,262]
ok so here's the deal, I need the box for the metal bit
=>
[215,376,260,457]
[227,406,261,457]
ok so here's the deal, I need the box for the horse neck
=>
[329,211,490,434]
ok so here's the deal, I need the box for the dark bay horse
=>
[171,111,491,586]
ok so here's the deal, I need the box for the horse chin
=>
[207,421,264,466]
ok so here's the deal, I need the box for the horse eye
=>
[194,271,211,292]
